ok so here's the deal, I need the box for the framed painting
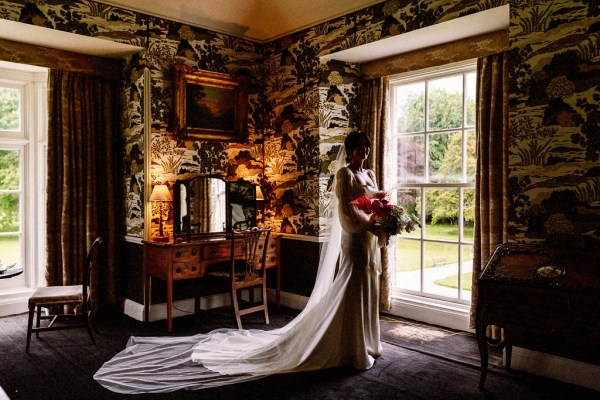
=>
[174,65,247,141]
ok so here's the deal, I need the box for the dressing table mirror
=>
[173,177,258,240]
[173,176,227,240]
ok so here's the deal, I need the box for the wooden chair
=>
[207,227,271,329]
[26,237,103,353]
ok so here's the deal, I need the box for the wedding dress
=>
[94,148,382,394]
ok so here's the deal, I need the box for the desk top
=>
[143,236,229,247]
[480,243,600,291]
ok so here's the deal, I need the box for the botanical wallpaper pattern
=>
[1,0,598,248]
[507,0,600,249]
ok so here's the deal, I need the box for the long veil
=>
[94,147,347,394]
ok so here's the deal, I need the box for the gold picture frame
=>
[174,65,247,141]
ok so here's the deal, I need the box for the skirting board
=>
[121,288,309,323]
[510,346,600,392]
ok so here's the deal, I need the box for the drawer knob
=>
[175,251,181,258]
[191,266,197,272]
[191,249,197,256]
[175,267,182,273]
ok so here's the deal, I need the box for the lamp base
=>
[153,235,170,242]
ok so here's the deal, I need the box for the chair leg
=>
[26,306,35,353]
[262,284,269,325]
[231,289,242,330]
[35,306,42,338]
[85,312,97,345]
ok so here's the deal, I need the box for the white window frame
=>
[0,62,47,317]
[387,59,477,331]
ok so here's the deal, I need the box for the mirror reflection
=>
[174,177,227,239]
[228,181,257,230]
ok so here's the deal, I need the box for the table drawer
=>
[202,244,230,260]
[262,241,278,268]
[173,262,203,279]
[173,246,200,262]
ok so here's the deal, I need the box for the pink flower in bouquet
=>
[351,192,420,247]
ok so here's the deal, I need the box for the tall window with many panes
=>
[389,60,476,304]
[0,85,23,273]
[0,62,47,307]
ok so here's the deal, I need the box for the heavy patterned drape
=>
[46,69,118,312]
[469,53,509,330]
[359,77,393,311]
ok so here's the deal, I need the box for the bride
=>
[94,130,383,393]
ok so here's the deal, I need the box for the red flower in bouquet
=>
[351,192,420,247]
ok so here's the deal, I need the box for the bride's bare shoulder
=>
[336,166,353,179]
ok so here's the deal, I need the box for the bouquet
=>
[351,192,420,247]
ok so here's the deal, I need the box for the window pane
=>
[465,72,476,127]
[424,188,459,240]
[396,188,421,239]
[394,82,424,134]
[428,131,461,183]
[395,239,421,292]
[397,134,425,183]
[424,241,459,298]
[463,188,474,242]
[460,244,474,299]
[427,75,463,131]
[0,234,20,265]
[0,193,19,232]
[0,149,20,190]
[466,130,476,182]
[0,87,20,131]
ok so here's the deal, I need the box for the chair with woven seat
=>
[26,237,103,353]
[206,227,271,329]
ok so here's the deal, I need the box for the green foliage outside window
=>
[0,150,19,231]
[0,88,20,130]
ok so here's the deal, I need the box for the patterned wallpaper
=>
[507,0,600,249]
[1,0,598,248]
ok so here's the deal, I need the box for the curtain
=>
[469,53,509,330]
[359,77,393,311]
[46,69,118,312]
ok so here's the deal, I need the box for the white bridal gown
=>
[94,163,382,394]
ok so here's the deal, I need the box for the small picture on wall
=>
[174,65,247,141]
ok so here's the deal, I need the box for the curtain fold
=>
[46,69,118,312]
[469,53,509,329]
[359,77,393,311]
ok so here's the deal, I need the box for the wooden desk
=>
[476,243,600,388]
[144,235,280,333]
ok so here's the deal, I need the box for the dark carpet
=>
[1,308,598,400]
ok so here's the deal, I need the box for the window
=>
[0,61,47,315]
[389,60,476,308]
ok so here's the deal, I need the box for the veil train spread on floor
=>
[94,146,359,394]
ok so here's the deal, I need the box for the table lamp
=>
[150,184,173,241]
[256,185,265,225]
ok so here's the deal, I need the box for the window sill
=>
[388,292,473,333]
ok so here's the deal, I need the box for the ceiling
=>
[0,2,508,64]
[97,0,385,42]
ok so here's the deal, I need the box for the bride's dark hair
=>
[344,130,371,163]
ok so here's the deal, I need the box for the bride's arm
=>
[336,167,376,233]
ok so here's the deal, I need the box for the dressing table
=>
[144,236,280,333]
[145,177,278,333]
